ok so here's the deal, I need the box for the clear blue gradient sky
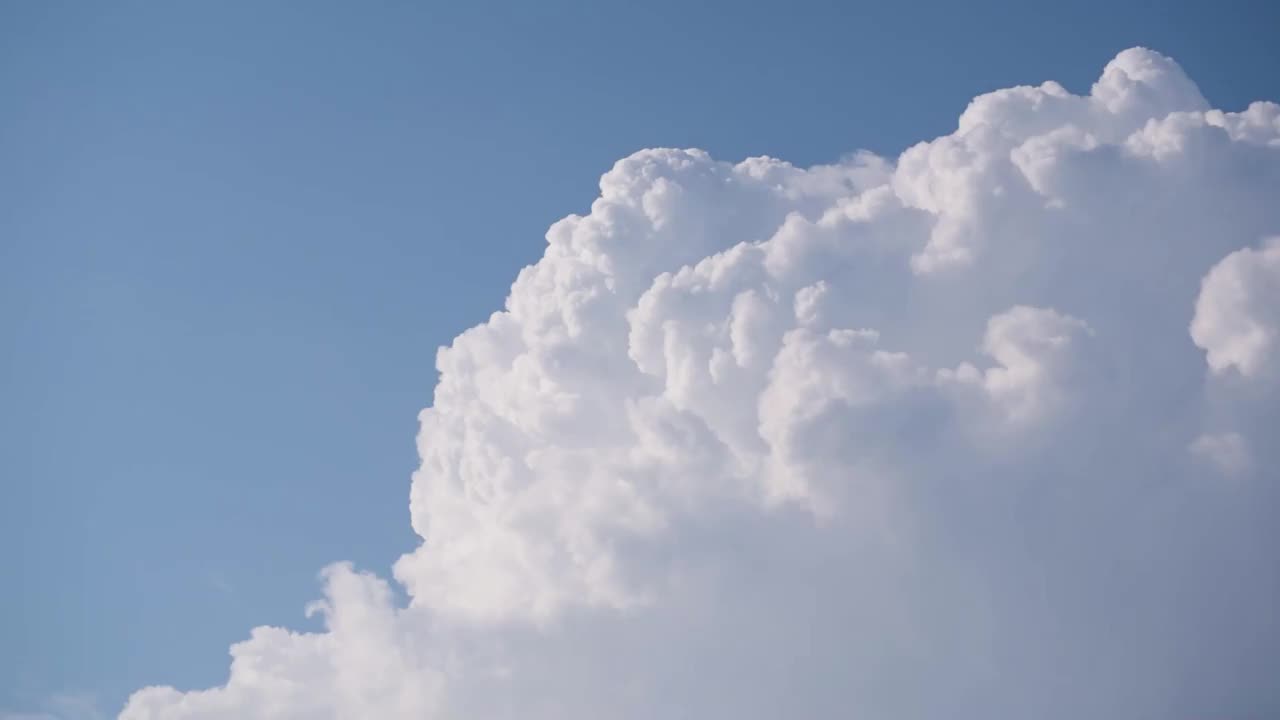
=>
[3,0,1278,715]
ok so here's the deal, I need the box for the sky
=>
[3,1,1280,718]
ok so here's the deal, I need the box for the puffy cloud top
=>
[123,49,1280,720]
[1192,237,1280,379]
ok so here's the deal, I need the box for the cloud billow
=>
[122,49,1280,719]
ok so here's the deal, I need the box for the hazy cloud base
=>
[122,49,1280,719]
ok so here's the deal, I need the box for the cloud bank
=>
[122,49,1280,719]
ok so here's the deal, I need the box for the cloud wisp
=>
[122,49,1280,719]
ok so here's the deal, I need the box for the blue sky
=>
[3,1,1279,716]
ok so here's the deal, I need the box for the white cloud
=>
[1189,431,1252,476]
[122,48,1280,719]
[1191,237,1280,379]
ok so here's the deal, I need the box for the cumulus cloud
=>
[122,48,1280,719]
[1191,237,1280,379]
